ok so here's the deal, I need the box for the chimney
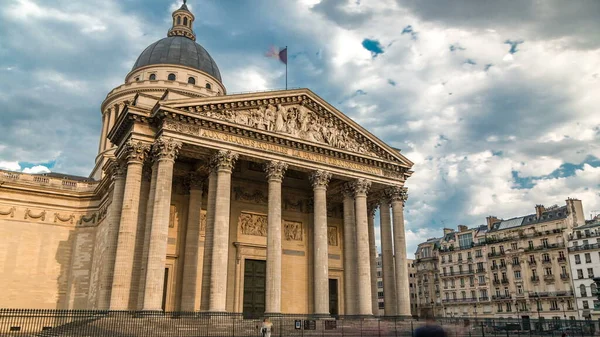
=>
[443,228,453,235]
[566,198,585,228]
[535,205,545,219]
[486,216,500,230]
[458,225,468,232]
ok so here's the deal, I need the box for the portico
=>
[102,89,413,316]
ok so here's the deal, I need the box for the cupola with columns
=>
[168,0,196,41]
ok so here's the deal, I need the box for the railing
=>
[492,295,512,300]
[557,257,567,263]
[569,243,600,252]
[560,273,570,280]
[476,268,486,273]
[0,170,98,193]
[528,260,537,266]
[531,276,540,282]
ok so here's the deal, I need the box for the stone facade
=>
[0,3,414,317]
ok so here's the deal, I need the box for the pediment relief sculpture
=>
[186,102,381,158]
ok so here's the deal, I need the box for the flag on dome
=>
[266,46,288,65]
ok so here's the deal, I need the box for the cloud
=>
[22,165,51,174]
[0,161,21,171]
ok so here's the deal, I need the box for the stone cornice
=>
[107,106,153,147]
[0,170,99,197]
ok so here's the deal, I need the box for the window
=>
[450,266,454,274]
[458,253,463,261]
[459,265,463,273]
[149,74,156,80]
[477,262,484,271]
[478,276,485,284]
[421,247,431,258]
[177,16,181,25]
[514,270,521,279]
[580,284,587,297]
[135,76,140,81]
[495,288,501,296]
[468,264,473,273]
[542,253,550,262]
[206,82,212,90]
[468,252,472,259]
[517,285,523,294]
[461,291,466,299]
[529,255,535,263]
[458,233,473,248]
[506,303,512,312]
[500,246,505,254]
[183,17,188,26]
[558,251,565,259]
[513,256,520,265]
[188,77,196,84]
[592,283,598,296]
[583,300,589,309]
[532,269,538,277]
[528,241,534,249]
[537,301,543,311]
[575,255,581,264]
[493,273,499,282]
[168,73,176,81]
[377,271,382,277]
[497,303,503,312]
[545,267,552,276]
[378,291,384,298]
[500,259,506,267]
[550,300,558,310]
[379,301,384,309]
[504,287,509,296]
[588,268,594,278]
[511,243,518,250]
[441,256,445,263]
[561,266,567,275]
[377,281,383,287]
[460,278,465,287]
[476,249,482,257]
[452,292,457,300]
[578,269,584,279]
[585,253,592,263]
[542,238,549,247]
[480,289,488,298]
[491,247,496,254]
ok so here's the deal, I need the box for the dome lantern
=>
[168,0,196,41]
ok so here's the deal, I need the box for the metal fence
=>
[0,309,598,337]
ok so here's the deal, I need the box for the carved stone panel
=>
[284,221,303,241]
[233,187,268,204]
[328,226,338,246]
[200,210,207,237]
[169,205,178,228]
[239,212,267,237]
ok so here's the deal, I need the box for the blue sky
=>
[1,0,599,257]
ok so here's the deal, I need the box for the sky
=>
[0,0,599,258]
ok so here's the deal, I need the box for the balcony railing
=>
[479,296,489,301]
[476,268,486,273]
[442,298,478,303]
[560,273,570,280]
[501,278,510,284]
[542,259,552,264]
[557,256,567,263]
[528,260,537,266]
[543,274,555,282]
[492,295,512,300]
[531,276,540,282]
[512,261,521,266]
[488,252,505,257]
[570,243,600,252]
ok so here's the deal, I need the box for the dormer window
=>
[206,83,212,90]
[168,73,176,81]
[149,74,156,81]
[188,77,195,84]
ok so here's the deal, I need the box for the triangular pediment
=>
[160,88,413,171]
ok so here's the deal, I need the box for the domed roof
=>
[131,36,222,82]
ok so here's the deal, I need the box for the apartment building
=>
[376,255,419,317]
[415,238,441,317]
[414,198,587,320]
[568,217,600,319]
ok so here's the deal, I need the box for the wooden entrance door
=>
[243,259,266,319]
[329,279,339,316]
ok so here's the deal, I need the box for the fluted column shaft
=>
[367,206,379,316]
[97,163,126,309]
[389,186,410,316]
[110,140,149,310]
[180,174,204,311]
[137,160,158,310]
[129,165,152,310]
[342,185,357,315]
[208,151,238,312]
[142,137,181,311]
[200,170,217,311]
[353,179,372,316]
[310,171,331,316]
[380,200,397,316]
[265,161,287,315]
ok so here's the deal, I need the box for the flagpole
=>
[285,45,288,90]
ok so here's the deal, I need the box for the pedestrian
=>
[414,315,448,337]
[261,318,273,337]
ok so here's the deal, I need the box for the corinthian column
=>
[97,161,125,309]
[200,168,217,311]
[136,159,158,310]
[342,184,357,315]
[367,203,379,316]
[142,137,181,311]
[110,140,150,310]
[208,150,238,312]
[310,170,331,316]
[353,178,373,316]
[388,186,410,316]
[265,161,287,315]
[180,173,204,311]
[379,196,397,316]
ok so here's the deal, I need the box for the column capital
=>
[152,136,182,161]
[264,161,288,181]
[385,185,408,205]
[123,139,150,164]
[108,160,126,180]
[210,150,238,172]
[352,178,371,196]
[367,202,379,218]
[309,170,331,189]
[185,172,205,191]
[341,182,354,199]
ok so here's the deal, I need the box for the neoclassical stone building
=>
[0,2,413,317]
